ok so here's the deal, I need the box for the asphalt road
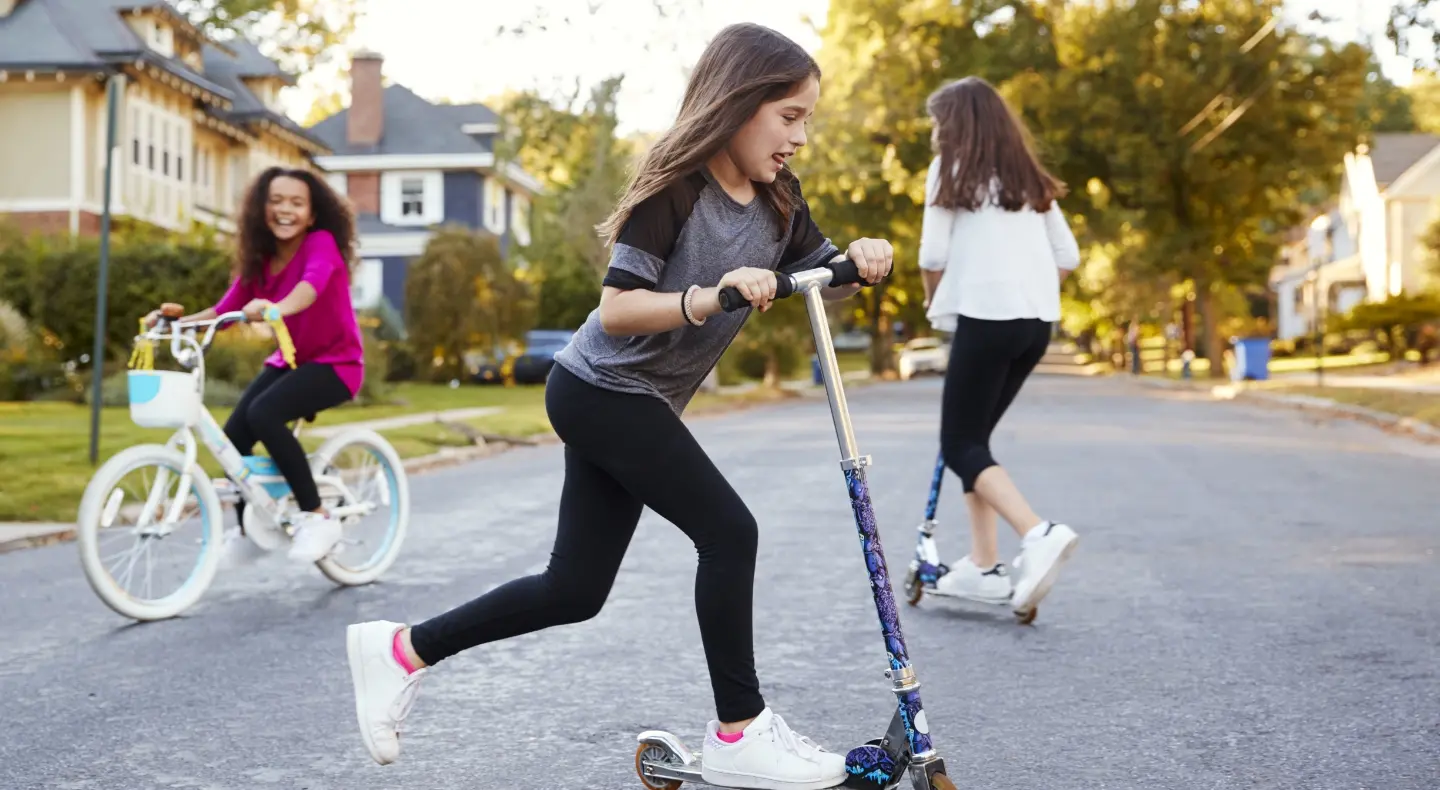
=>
[3,375,1438,790]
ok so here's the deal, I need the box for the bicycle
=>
[77,304,410,621]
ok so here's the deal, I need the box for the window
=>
[400,177,425,217]
[147,114,155,171]
[162,122,170,177]
[485,177,506,233]
[380,172,443,225]
[131,108,140,166]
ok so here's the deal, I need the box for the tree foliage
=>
[497,76,631,330]
[404,227,533,381]
[173,0,358,71]
[804,0,1378,377]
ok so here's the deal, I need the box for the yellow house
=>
[0,0,330,236]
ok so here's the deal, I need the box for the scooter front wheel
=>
[932,774,957,790]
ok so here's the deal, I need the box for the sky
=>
[280,0,1422,135]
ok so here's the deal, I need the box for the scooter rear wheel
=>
[634,742,682,790]
[1016,607,1039,625]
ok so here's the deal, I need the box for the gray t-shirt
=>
[554,168,839,414]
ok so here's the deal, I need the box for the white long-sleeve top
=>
[917,156,1080,331]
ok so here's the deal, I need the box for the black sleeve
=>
[777,176,841,275]
[601,171,706,290]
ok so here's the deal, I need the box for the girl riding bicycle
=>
[144,167,364,566]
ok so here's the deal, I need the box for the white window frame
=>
[484,176,506,234]
[381,171,443,226]
[352,259,384,309]
[325,172,347,196]
[510,192,531,246]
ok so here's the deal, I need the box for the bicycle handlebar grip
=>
[717,271,795,313]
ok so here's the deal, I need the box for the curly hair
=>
[234,166,358,285]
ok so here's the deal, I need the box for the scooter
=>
[633,258,958,790]
[900,450,1038,625]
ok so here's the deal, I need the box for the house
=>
[0,0,330,236]
[307,51,542,315]
[1272,133,1440,340]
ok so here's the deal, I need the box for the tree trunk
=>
[868,281,894,376]
[763,351,781,389]
[1198,283,1226,379]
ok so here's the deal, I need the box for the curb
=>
[1133,376,1440,444]
[0,525,77,555]
[1230,389,1440,444]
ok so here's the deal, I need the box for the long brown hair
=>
[597,23,820,244]
[235,166,357,285]
[926,76,1066,212]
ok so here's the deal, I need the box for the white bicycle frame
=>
[134,313,375,539]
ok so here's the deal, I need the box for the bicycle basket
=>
[127,370,200,429]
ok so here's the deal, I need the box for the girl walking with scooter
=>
[344,22,895,790]
[907,76,1081,622]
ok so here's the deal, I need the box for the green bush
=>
[0,299,68,401]
[0,225,232,369]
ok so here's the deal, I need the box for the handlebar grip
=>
[717,271,796,313]
[824,257,864,288]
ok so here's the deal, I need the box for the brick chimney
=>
[347,50,384,148]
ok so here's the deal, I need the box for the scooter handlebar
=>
[716,257,868,313]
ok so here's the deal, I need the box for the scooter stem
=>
[802,286,940,774]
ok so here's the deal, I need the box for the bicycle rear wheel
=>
[309,428,409,586]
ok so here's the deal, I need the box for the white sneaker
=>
[346,620,426,765]
[1011,522,1079,617]
[218,525,267,570]
[700,707,846,790]
[934,556,1012,604]
[287,511,342,563]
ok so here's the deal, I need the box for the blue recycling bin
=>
[1232,337,1271,381]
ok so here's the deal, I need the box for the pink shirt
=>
[213,229,365,397]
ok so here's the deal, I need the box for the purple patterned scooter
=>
[632,257,957,790]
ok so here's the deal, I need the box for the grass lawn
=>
[0,381,803,523]
[1272,385,1440,428]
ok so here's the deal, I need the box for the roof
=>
[0,0,228,100]
[1368,133,1440,188]
[308,84,499,157]
[0,0,327,153]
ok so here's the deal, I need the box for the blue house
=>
[307,50,541,317]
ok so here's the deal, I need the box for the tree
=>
[404,227,533,381]
[172,0,358,71]
[1032,1,1374,376]
[804,0,1064,375]
[496,76,632,329]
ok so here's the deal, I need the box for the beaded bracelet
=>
[681,284,706,327]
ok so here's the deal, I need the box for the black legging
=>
[225,363,352,512]
[940,315,1051,492]
[409,363,764,723]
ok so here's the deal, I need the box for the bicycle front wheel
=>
[76,444,225,621]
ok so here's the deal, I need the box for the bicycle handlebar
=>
[716,257,868,313]
[139,306,296,371]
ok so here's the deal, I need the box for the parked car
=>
[510,329,576,385]
[897,337,948,380]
